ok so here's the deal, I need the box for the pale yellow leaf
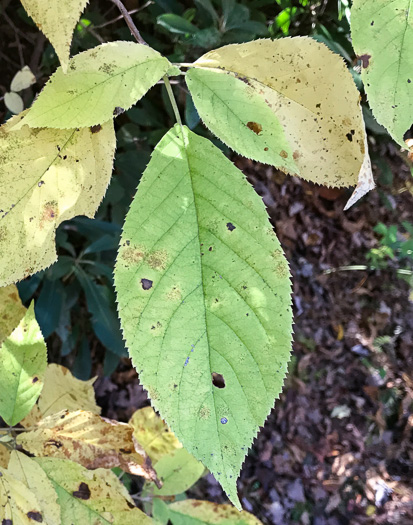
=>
[8,451,61,525]
[194,37,370,189]
[10,66,36,92]
[0,112,116,286]
[20,0,89,72]
[0,444,11,469]
[0,284,26,346]
[17,409,159,483]
[0,465,44,524]
[167,499,263,525]
[21,363,100,428]
[36,457,153,524]
[4,92,24,114]
[129,406,182,463]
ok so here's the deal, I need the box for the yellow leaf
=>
[0,465,44,524]
[17,409,159,483]
[0,284,26,346]
[21,363,100,428]
[0,444,11,469]
[0,113,116,286]
[20,0,89,72]
[167,499,264,524]
[129,407,182,463]
[193,37,372,190]
[8,451,61,525]
[36,457,153,524]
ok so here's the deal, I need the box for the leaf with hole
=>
[114,125,292,508]
[351,0,413,148]
[14,42,172,129]
[191,37,371,189]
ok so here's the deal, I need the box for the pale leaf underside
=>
[115,125,292,507]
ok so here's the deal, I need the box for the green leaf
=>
[157,14,199,35]
[193,37,371,189]
[15,42,172,129]
[165,499,263,524]
[0,113,115,286]
[0,302,47,426]
[115,126,292,508]
[351,0,413,148]
[35,457,152,524]
[20,0,89,73]
[186,67,297,173]
[151,448,204,496]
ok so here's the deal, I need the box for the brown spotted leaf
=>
[17,409,159,483]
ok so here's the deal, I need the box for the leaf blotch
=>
[199,406,211,420]
[141,278,153,290]
[358,54,371,68]
[40,201,58,227]
[226,222,236,232]
[90,124,102,134]
[246,121,263,135]
[27,512,43,522]
[122,247,145,264]
[280,150,288,158]
[73,482,91,500]
[147,250,168,270]
[167,286,181,301]
[212,372,226,389]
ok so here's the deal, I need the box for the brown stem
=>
[110,0,148,45]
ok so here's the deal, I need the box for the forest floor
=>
[95,144,413,525]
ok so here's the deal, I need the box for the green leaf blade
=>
[0,302,47,426]
[186,67,298,173]
[15,42,172,129]
[115,126,292,507]
[351,0,413,147]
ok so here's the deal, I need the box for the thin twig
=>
[110,0,148,45]
[79,20,105,44]
[94,2,153,30]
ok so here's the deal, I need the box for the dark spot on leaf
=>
[209,246,213,251]
[32,376,38,383]
[2,521,13,525]
[246,121,263,135]
[90,124,102,133]
[37,181,44,187]
[126,500,135,509]
[212,372,225,388]
[73,482,91,500]
[221,417,228,424]
[408,79,411,83]
[46,439,63,448]
[371,20,374,26]
[358,54,371,68]
[264,147,269,151]
[113,107,124,116]
[27,512,42,522]
[141,278,153,290]
[346,133,353,142]
[226,222,236,231]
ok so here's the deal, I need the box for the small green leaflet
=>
[115,126,292,508]
[351,0,413,148]
[0,302,47,426]
[14,42,172,129]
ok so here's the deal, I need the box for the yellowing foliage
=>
[0,113,116,286]
[0,284,26,345]
[20,0,89,72]
[129,406,182,463]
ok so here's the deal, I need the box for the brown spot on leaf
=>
[264,147,269,151]
[27,512,42,522]
[246,121,263,135]
[226,222,236,231]
[122,247,144,264]
[90,124,102,133]
[141,278,153,290]
[32,376,38,383]
[73,482,91,500]
[280,150,288,158]
[346,132,353,142]
[293,151,300,160]
[147,250,168,271]
[212,372,226,388]
[358,54,371,68]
